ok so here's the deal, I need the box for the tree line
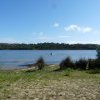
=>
[0,43,99,50]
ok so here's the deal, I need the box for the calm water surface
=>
[0,50,96,70]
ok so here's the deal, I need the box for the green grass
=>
[0,66,100,99]
[0,65,100,83]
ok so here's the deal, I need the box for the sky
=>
[0,0,100,44]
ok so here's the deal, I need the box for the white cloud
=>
[82,27,92,33]
[64,24,92,33]
[64,25,81,32]
[53,22,59,27]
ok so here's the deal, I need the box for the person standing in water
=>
[50,53,52,56]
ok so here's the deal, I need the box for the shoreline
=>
[0,64,58,71]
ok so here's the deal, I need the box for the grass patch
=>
[0,66,100,82]
[0,65,100,99]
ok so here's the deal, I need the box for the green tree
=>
[35,57,45,70]
[96,48,100,59]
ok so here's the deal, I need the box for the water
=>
[0,50,96,70]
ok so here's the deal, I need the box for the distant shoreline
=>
[0,43,98,50]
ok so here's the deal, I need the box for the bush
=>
[59,57,75,70]
[95,59,100,69]
[59,55,100,71]
[96,48,100,59]
[87,69,100,74]
[88,59,95,70]
[88,59,100,70]
[75,59,88,70]
[35,57,45,70]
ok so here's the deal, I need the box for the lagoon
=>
[0,50,96,70]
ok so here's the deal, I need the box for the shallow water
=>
[0,50,96,70]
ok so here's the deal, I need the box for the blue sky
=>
[0,0,100,44]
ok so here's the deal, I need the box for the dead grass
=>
[0,65,100,100]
